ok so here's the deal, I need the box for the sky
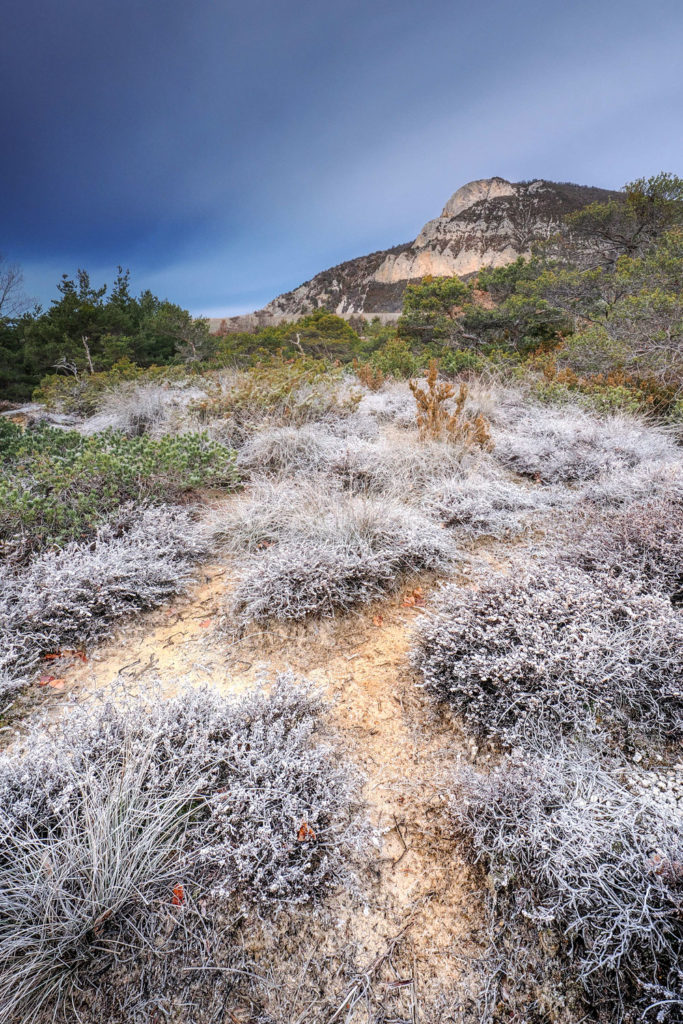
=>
[2,0,683,317]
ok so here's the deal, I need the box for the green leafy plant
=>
[0,420,238,554]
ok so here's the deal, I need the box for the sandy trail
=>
[56,536,486,1017]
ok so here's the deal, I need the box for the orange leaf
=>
[43,649,86,662]
[297,822,316,842]
[372,614,384,627]
[39,674,65,688]
[172,883,185,906]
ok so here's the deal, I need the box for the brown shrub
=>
[409,360,492,447]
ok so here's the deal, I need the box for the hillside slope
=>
[215,177,618,331]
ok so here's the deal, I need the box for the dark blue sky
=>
[2,0,683,316]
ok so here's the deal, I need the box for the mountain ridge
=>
[212,177,619,332]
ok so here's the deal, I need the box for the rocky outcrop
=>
[213,177,618,332]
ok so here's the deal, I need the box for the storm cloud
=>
[2,0,683,315]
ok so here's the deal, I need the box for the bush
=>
[577,457,683,507]
[0,505,208,685]
[424,470,569,538]
[409,361,492,447]
[236,422,341,478]
[0,677,365,1023]
[225,486,457,622]
[194,355,359,436]
[492,405,677,483]
[79,380,209,437]
[0,420,238,554]
[563,498,683,600]
[451,741,683,1021]
[412,564,683,744]
[34,360,190,416]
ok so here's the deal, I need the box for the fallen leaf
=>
[199,619,212,628]
[44,649,86,662]
[297,821,316,842]
[372,614,384,627]
[39,674,66,687]
[41,676,65,689]
[172,883,185,906]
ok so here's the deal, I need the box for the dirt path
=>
[59,554,486,1016]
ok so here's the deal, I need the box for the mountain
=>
[213,177,619,332]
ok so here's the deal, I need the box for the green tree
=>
[558,172,683,269]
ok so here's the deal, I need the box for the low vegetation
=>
[0,419,238,556]
[452,740,683,1022]
[0,505,208,692]
[0,677,365,1023]
[224,484,456,623]
[412,563,683,746]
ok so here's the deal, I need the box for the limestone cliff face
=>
[214,177,618,332]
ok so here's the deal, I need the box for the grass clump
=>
[0,420,238,555]
[0,505,207,687]
[451,740,683,1022]
[412,564,683,745]
[0,677,365,1023]
[224,484,456,622]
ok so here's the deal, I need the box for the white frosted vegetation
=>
[412,563,683,744]
[0,506,208,690]
[224,485,457,622]
[452,740,683,1018]
[0,677,366,1023]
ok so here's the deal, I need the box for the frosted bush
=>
[236,423,341,478]
[0,505,208,685]
[357,380,416,427]
[332,433,469,498]
[578,457,683,506]
[452,741,683,1020]
[412,564,683,743]
[493,406,678,483]
[0,676,365,1023]
[564,498,683,599]
[424,469,571,538]
[229,490,457,622]
[80,382,208,437]
[210,478,340,554]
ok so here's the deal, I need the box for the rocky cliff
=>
[214,177,618,331]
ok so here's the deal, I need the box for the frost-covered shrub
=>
[424,470,570,538]
[493,406,677,483]
[229,490,456,622]
[564,498,683,599]
[80,382,208,437]
[578,457,683,507]
[0,677,364,1023]
[452,741,683,1020]
[357,381,416,427]
[236,423,340,478]
[332,434,469,498]
[412,564,683,743]
[0,505,208,684]
[209,478,337,554]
